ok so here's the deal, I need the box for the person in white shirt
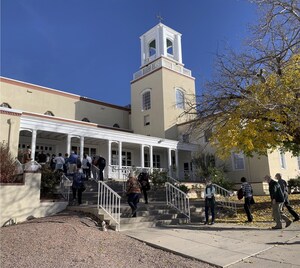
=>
[204,178,216,225]
[54,153,65,171]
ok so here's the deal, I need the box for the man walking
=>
[97,155,106,181]
[241,177,253,223]
[276,173,299,222]
[264,175,292,229]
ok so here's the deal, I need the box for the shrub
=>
[0,142,18,183]
[150,170,168,188]
[178,184,189,193]
[288,177,300,193]
[210,167,234,191]
[40,166,61,198]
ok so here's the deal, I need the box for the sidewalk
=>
[122,222,300,268]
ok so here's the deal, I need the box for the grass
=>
[218,193,300,228]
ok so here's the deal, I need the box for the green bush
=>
[288,177,300,192]
[178,184,189,193]
[40,166,61,198]
[150,170,168,188]
[0,142,18,183]
[210,167,234,191]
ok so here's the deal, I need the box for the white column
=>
[175,34,182,63]
[140,35,145,66]
[168,148,172,176]
[80,136,84,161]
[67,135,71,155]
[118,141,122,179]
[150,145,153,172]
[175,149,179,179]
[31,129,37,161]
[108,140,112,178]
[140,144,144,169]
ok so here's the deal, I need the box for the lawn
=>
[218,193,300,227]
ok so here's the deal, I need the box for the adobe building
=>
[1,23,299,193]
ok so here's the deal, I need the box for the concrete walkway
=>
[122,222,300,268]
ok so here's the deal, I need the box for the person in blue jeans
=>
[241,177,254,223]
[72,162,86,205]
[204,178,215,225]
[126,172,141,217]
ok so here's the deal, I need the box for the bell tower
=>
[131,23,196,140]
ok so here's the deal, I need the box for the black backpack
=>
[98,157,106,167]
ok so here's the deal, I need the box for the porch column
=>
[108,140,112,178]
[80,136,84,161]
[175,149,179,179]
[149,145,153,172]
[140,144,144,169]
[118,141,122,179]
[168,148,172,176]
[67,134,71,155]
[31,129,37,161]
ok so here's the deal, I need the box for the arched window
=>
[175,88,185,109]
[82,117,90,122]
[113,123,120,128]
[142,90,151,111]
[166,39,173,55]
[149,40,156,57]
[0,102,11,108]
[44,111,54,116]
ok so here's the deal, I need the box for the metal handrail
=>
[97,181,121,231]
[167,176,181,186]
[212,183,237,213]
[60,174,72,201]
[165,182,190,222]
[91,164,100,181]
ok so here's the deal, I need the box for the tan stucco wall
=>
[0,110,21,157]
[0,173,68,226]
[0,78,130,130]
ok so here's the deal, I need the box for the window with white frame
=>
[175,88,185,109]
[232,152,245,170]
[166,38,173,55]
[204,129,212,142]
[182,134,189,143]
[142,90,151,110]
[153,154,161,168]
[279,151,286,169]
[111,150,132,166]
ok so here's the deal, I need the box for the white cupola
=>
[140,23,183,67]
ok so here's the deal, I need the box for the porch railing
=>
[213,183,237,213]
[91,164,100,181]
[97,181,121,231]
[60,174,72,201]
[165,182,190,222]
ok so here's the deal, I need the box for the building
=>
[1,23,299,192]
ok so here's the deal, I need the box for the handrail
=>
[97,181,121,231]
[91,164,100,181]
[167,176,181,186]
[212,183,237,213]
[60,174,72,201]
[165,182,190,222]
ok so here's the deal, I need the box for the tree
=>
[185,0,300,158]
[0,142,18,183]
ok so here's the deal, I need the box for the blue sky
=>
[1,0,258,106]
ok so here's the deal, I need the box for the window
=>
[144,154,150,167]
[142,91,151,110]
[166,39,173,55]
[297,156,300,170]
[144,115,150,126]
[175,89,185,109]
[0,102,11,108]
[149,40,156,57]
[44,111,54,116]
[111,150,131,166]
[279,151,286,169]
[232,152,245,170]
[204,129,212,142]
[153,154,161,168]
[82,118,90,122]
[182,134,189,143]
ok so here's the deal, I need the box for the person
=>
[240,177,254,223]
[97,155,106,181]
[204,178,215,225]
[264,175,292,229]
[63,153,69,174]
[82,154,91,179]
[71,162,86,205]
[54,153,65,171]
[138,169,151,204]
[276,173,299,222]
[126,171,141,217]
[38,151,47,164]
[68,151,78,174]
[23,148,31,164]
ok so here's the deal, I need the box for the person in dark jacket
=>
[276,173,299,222]
[97,155,106,181]
[240,177,253,223]
[138,170,150,204]
[264,175,292,229]
[72,162,86,205]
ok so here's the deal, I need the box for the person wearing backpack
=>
[72,162,86,205]
[204,178,216,225]
[240,177,254,223]
[276,173,299,222]
[264,175,292,229]
[138,169,151,204]
[97,155,106,181]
